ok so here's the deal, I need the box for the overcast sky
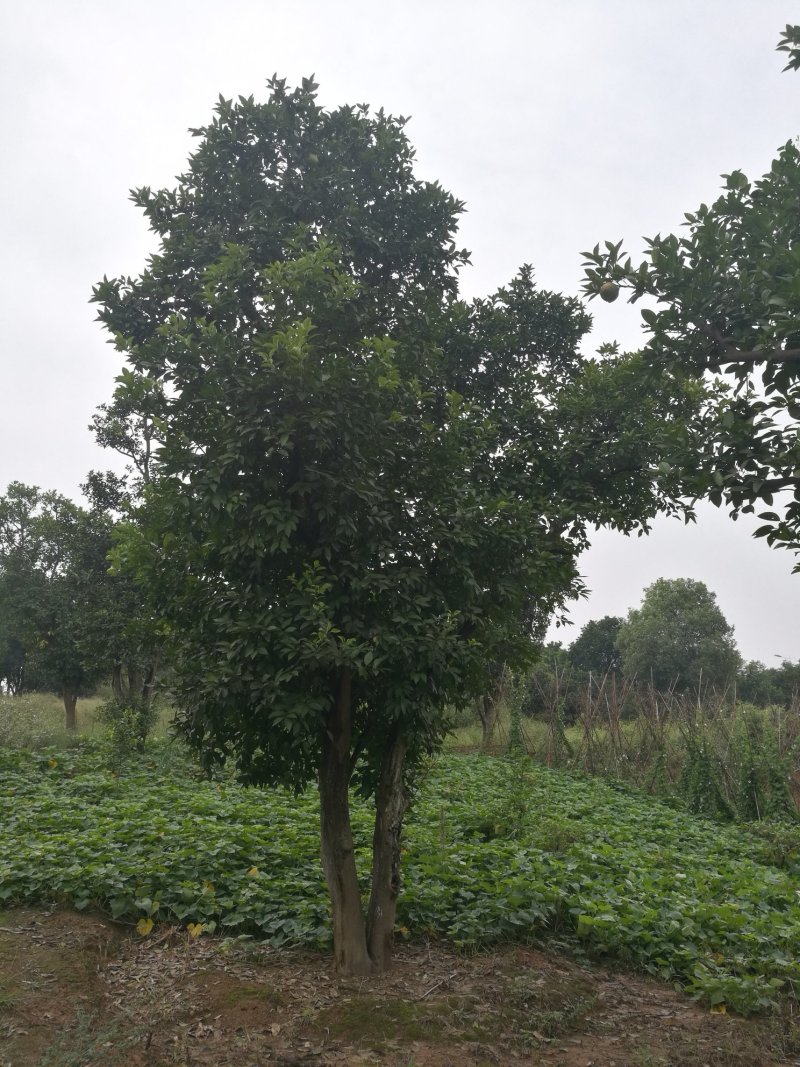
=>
[1,1,798,663]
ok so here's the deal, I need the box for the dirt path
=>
[1,907,799,1066]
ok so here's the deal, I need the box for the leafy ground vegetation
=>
[3,743,800,1022]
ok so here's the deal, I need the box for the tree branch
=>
[696,322,800,365]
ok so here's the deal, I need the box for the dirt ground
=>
[2,908,800,1067]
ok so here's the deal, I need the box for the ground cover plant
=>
[2,744,800,1015]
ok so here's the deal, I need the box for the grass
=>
[0,692,175,750]
[3,743,800,1013]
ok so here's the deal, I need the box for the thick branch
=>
[696,323,800,365]
[727,476,799,495]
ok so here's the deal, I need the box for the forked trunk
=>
[318,669,372,976]
[366,732,408,971]
[63,688,78,731]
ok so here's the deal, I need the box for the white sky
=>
[1,1,798,663]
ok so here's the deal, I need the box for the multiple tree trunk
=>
[318,669,409,975]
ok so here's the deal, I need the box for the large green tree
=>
[615,578,741,693]
[581,26,800,564]
[95,78,699,974]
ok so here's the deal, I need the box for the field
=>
[3,696,800,1063]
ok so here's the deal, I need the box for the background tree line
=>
[510,578,799,737]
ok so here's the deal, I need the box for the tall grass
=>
[448,678,800,822]
[0,692,175,750]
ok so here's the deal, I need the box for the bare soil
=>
[1,907,799,1067]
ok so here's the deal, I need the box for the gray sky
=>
[1,1,798,663]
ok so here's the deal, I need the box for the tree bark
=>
[111,663,125,702]
[318,669,372,976]
[477,694,499,750]
[128,665,144,700]
[63,688,78,731]
[142,654,158,710]
[366,732,408,972]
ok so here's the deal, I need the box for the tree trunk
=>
[318,669,372,976]
[111,663,125,702]
[142,654,159,711]
[366,732,408,972]
[63,688,78,731]
[128,665,144,700]
[477,693,499,750]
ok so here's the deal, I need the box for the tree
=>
[615,578,741,693]
[581,26,800,565]
[568,615,623,674]
[84,377,164,723]
[95,78,700,974]
[0,483,117,726]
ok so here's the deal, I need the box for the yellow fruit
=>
[599,281,619,303]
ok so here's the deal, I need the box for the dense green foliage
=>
[616,578,740,693]
[567,616,623,674]
[0,484,112,709]
[737,658,800,708]
[94,78,698,792]
[1,744,799,1013]
[582,30,800,561]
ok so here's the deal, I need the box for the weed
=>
[34,1010,149,1067]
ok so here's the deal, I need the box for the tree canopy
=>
[615,578,741,694]
[95,77,700,973]
[568,615,623,674]
[581,25,800,565]
[0,483,112,722]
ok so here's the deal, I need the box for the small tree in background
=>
[568,615,623,674]
[0,483,111,727]
[616,578,741,694]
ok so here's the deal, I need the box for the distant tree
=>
[770,659,800,708]
[736,661,777,707]
[95,78,700,974]
[0,483,117,727]
[582,25,800,564]
[616,578,741,693]
[568,616,623,674]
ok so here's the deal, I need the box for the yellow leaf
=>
[202,880,214,893]
[136,917,154,936]
[247,866,259,876]
[48,759,58,768]
[710,1003,727,1015]
[187,922,205,938]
